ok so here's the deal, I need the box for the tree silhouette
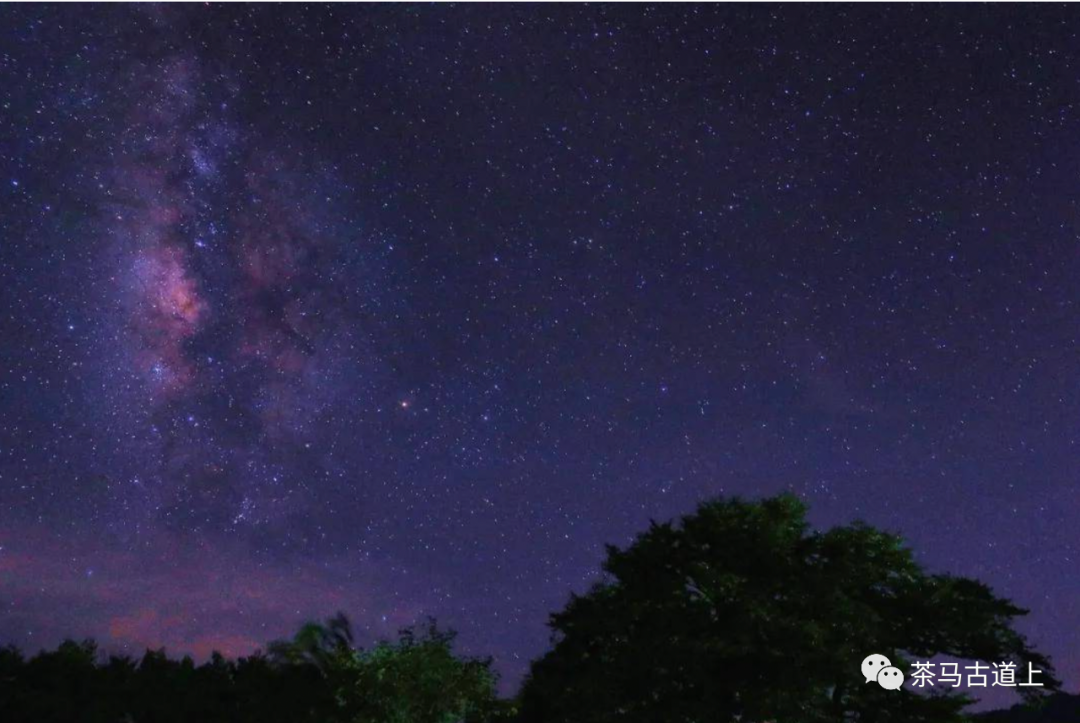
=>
[0,497,1059,722]
[0,616,501,723]
[518,494,1058,723]
[344,620,504,723]
[268,614,505,723]
[268,611,355,672]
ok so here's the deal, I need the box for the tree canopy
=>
[269,615,504,723]
[0,495,1058,722]
[518,494,1057,723]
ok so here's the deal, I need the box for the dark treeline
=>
[0,639,336,723]
[0,496,1066,722]
[0,617,509,723]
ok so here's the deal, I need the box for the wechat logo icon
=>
[862,653,904,690]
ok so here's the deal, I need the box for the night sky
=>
[2,4,1080,694]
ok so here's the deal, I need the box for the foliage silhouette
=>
[518,494,1057,723]
[0,495,1058,722]
[0,617,502,723]
[269,615,505,723]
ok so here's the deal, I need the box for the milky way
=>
[3,4,1080,696]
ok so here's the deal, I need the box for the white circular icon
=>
[877,665,904,690]
[861,653,892,683]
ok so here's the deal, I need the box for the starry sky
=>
[2,3,1080,694]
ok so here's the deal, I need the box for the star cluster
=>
[2,5,1080,693]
